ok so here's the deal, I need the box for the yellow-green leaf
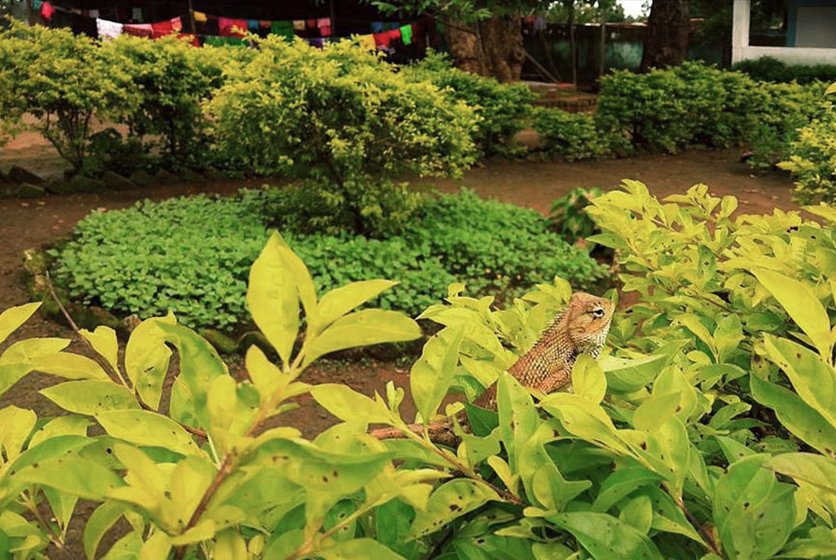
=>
[751,268,832,359]
[572,354,607,404]
[248,233,301,367]
[0,303,40,345]
[80,326,120,375]
[311,279,398,334]
[41,380,139,415]
[96,410,204,457]
[304,309,421,367]
[310,384,391,425]
[410,325,464,421]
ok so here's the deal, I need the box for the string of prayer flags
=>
[151,17,182,39]
[193,11,207,23]
[204,36,247,47]
[271,20,294,41]
[40,1,54,21]
[247,20,260,32]
[123,23,152,38]
[357,34,376,50]
[96,18,123,40]
[219,17,248,38]
[317,17,331,37]
[400,24,412,45]
[293,20,305,32]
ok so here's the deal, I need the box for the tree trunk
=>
[445,16,525,82]
[567,1,577,85]
[598,2,607,79]
[640,0,690,72]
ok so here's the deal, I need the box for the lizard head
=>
[565,292,615,357]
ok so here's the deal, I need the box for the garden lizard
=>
[370,292,615,445]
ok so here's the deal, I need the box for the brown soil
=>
[0,143,797,555]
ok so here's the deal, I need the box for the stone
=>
[200,329,239,355]
[22,247,51,276]
[72,305,121,331]
[154,169,179,185]
[102,171,136,191]
[68,175,107,193]
[129,169,155,188]
[43,179,75,194]
[181,169,206,183]
[14,183,46,199]
[122,314,142,333]
[8,165,45,185]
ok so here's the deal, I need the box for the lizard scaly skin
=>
[371,292,615,445]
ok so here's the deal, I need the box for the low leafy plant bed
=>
[46,188,608,336]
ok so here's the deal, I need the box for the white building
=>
[732,0,836,64]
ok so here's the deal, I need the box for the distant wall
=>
[522,23,724,85]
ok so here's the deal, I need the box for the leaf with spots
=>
[713,454,796,560]
[12,455,124,501]
[40,380,139,416]
[96,410,204,458]
[548,511,663,560]
[409,479,498,539]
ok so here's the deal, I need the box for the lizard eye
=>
[592,307,605,319]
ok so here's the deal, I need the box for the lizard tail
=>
[369,420,459,447]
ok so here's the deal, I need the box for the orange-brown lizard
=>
[371,292,615,444]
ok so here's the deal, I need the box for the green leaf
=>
[751,268,832,359]
[410,325,464,421]
[320,539,405,560]
[409,479,497,539]
[0,303,40,345]
[572,354,607,404]
[763,335,835,428]
[548,512,662,559]
[124,316,175,410]
[531,459,591,512]
[304,309,421,367]
[0,338,70,398]
[31,353,110,381]
[599,353,670,393]
[13,456,124,500]
[497,373,540,474]
[541,393,631,457]
[80,326,120,376]
[312,279,398,334]
[40,380,139,415]
[0,406,37,463]
[713,455,796,560]
[84,502,127,560]
[764,453,836,495]
[255,438,391,495]
[592,466,662,513]
[750,375,836,456]
[248,232,301,367]
[310,384,392,425]
[96,410,204,457]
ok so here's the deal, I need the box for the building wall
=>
[732,0,836,64]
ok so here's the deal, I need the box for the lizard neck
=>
[507,313,577,386]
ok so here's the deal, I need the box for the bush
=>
[745,81,830,168]
[206,38,477,236]
[548,187,603,243]
[3,187,834,558]
[778,107,836,204]
[51,189,606,330]
[733,55,836,84]
[107,35,229,171]
[0,22,138,173]
[532,108,610,161]
[404,51,536,157]
[597,62,829,167]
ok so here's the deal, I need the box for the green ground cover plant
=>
[50,189,605,330]
[1,182,833,559]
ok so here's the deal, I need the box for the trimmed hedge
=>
[732,56,836,84]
